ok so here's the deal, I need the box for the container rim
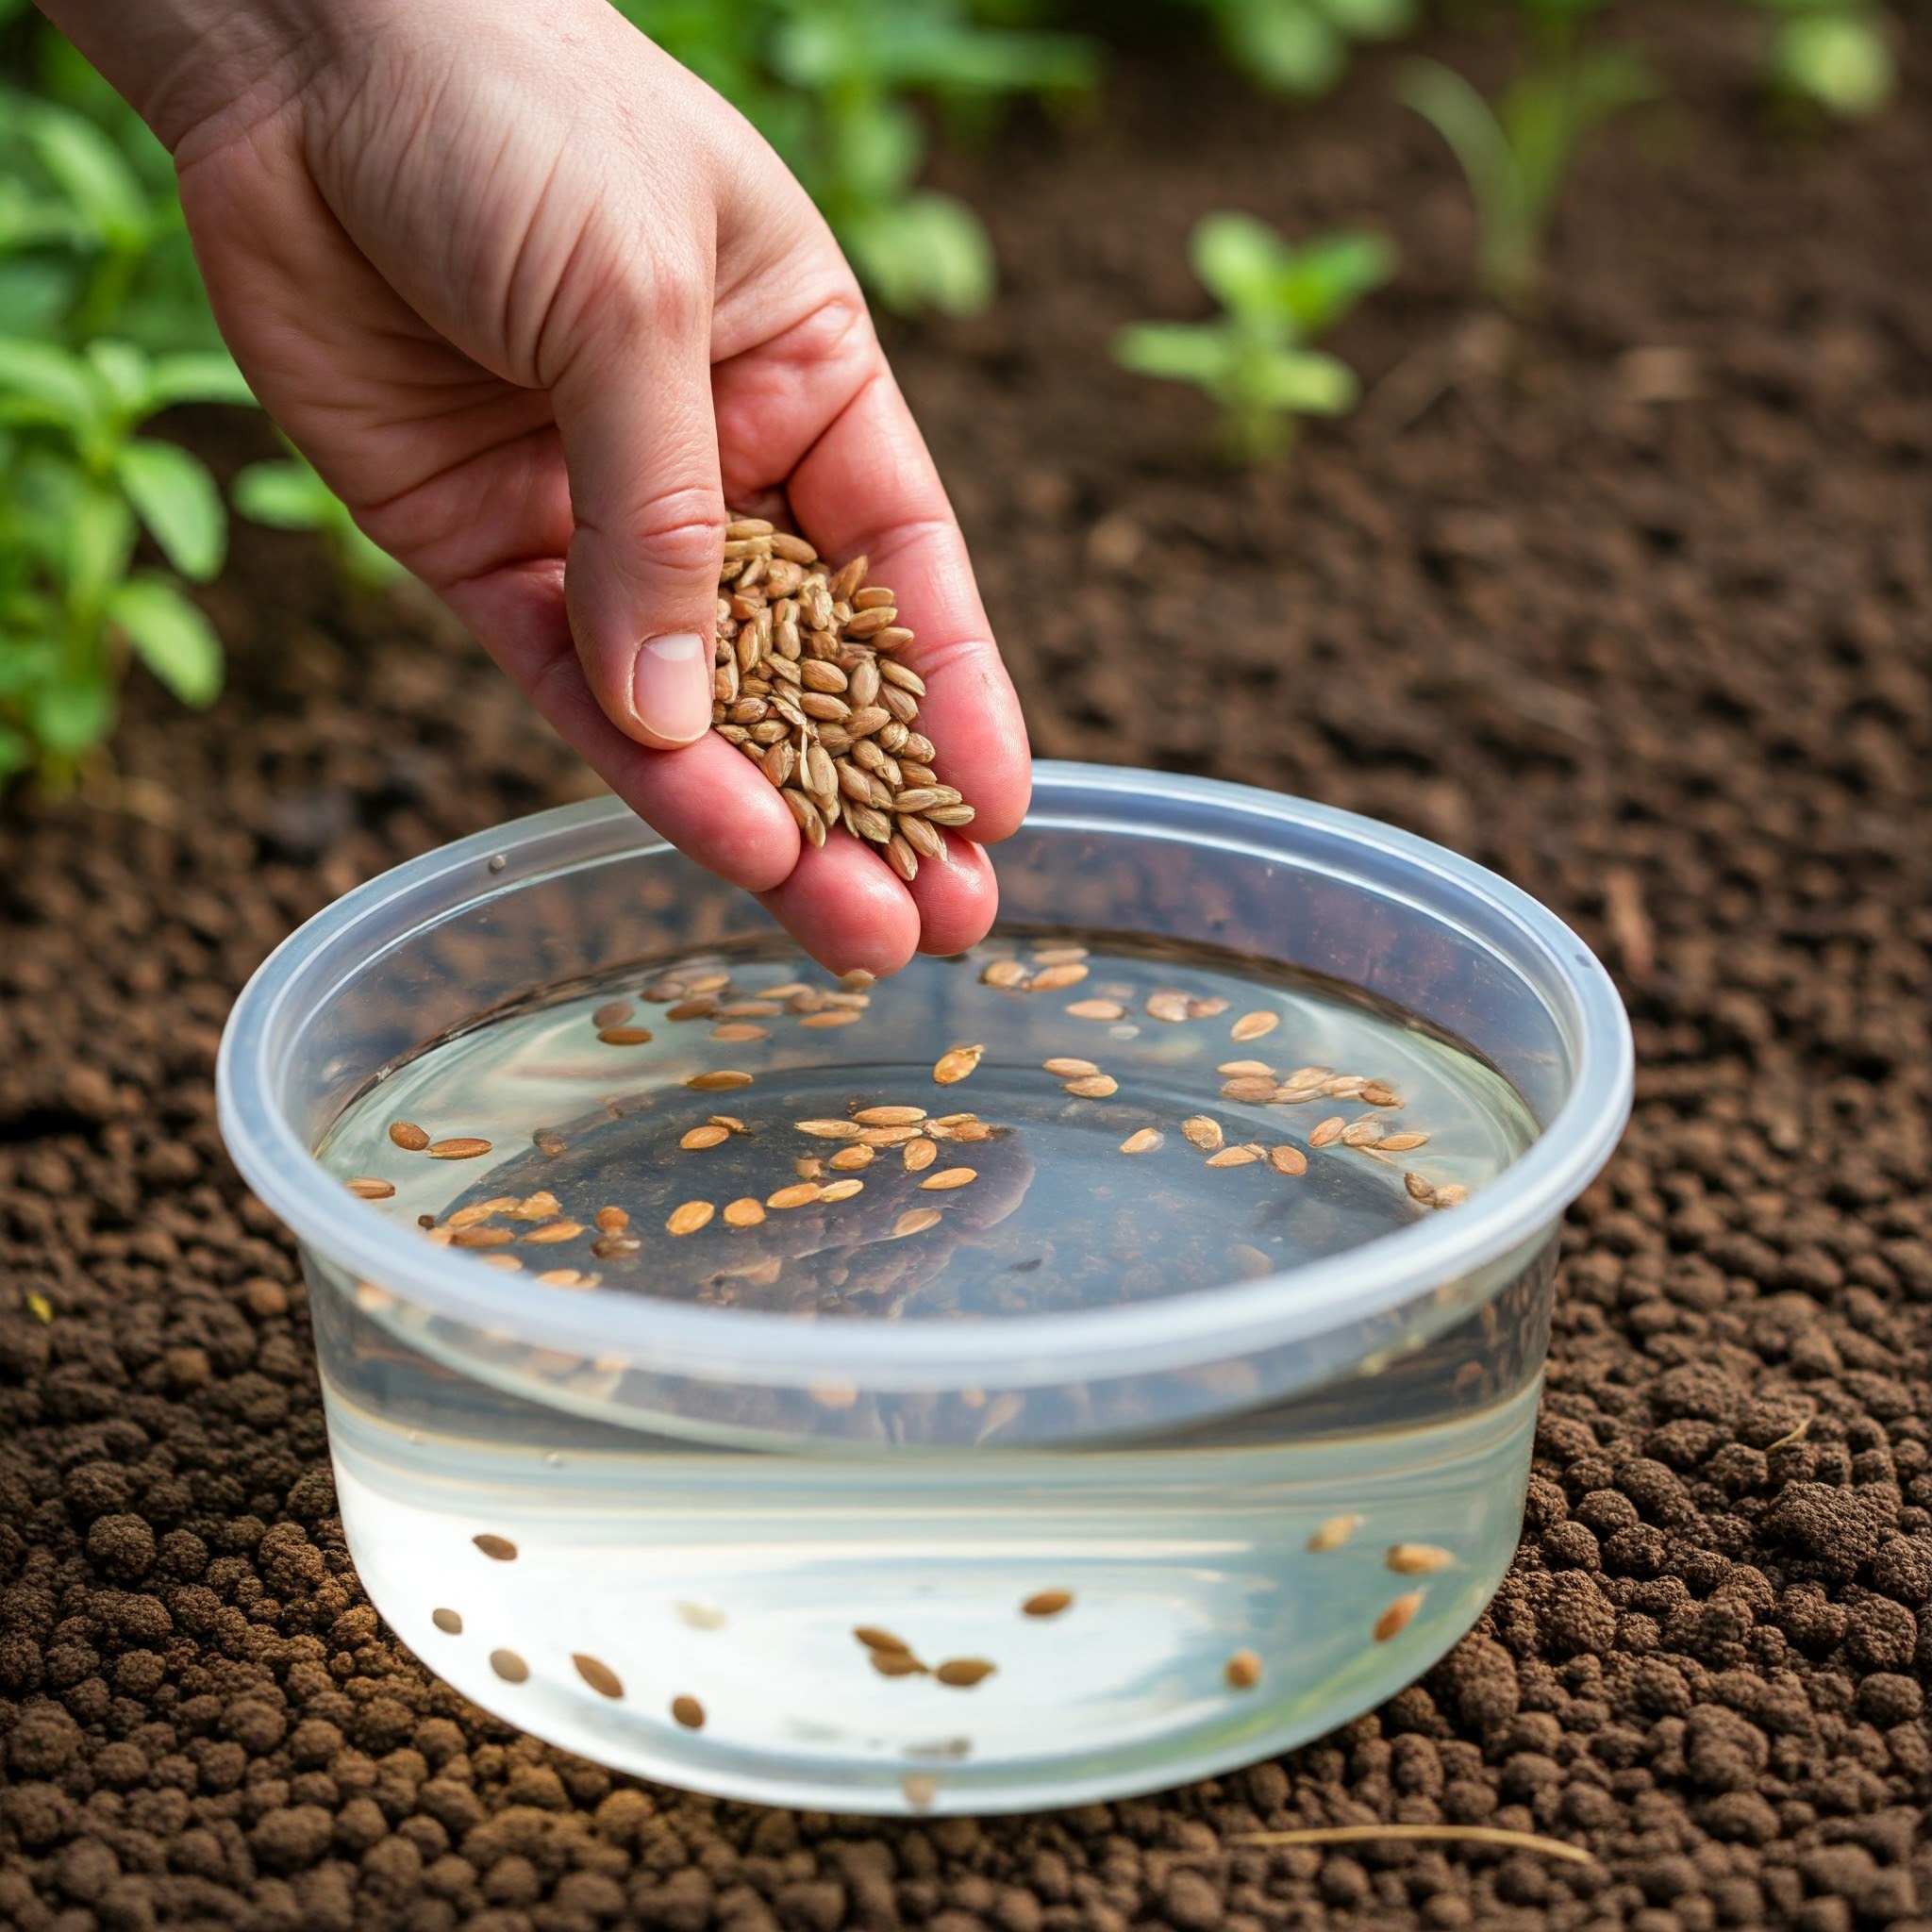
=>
[217,763,1632,1391]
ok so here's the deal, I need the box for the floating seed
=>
[919,1168,977,1192]
[523,1221,584,1244]
[676,1601,726,1629]
[1218,1059,1275,1078]
[768,1182,824,1209]
[723,1197,766,1227]
[505,1191,560,1220]
[829,1145,875,1172]
[1308,1117,1346,1148]
[1231,1012,1279,1042]
[1380,1131,1430,1153]
[667,996,717,1022]
[1323,1075,1368,1099]
[1220,1077,1277,1104]
[473,1534,518,1561]
[428,1138,492,1159]
[855,1625,912,1654]
[1432,1184,1470,1208]
[347,1176,394,1200]
[452,1226,516,1248]
[447,1199,510,1228]
[1207,1146,1262,1168]
[389,1121,431,1152]
[820,1177,865,1203]
[982,958,1029,988]
[1030,962,1089,991]
[799,1008,862,1029]
[667,1201,715,1236]
[1307,1513,1363,1553]
[1144,991,1190,1023]
[858,1124,920,1146]
[709,1114,750,1133]
[1403,1171,1436,1202]
[1063,1074,1118,1098]
[537,1270,587,1288]
[871,1649,931,1677]
[574,1653,625,1699]
[795,1156,824,1179]
[1042,1057,1100,1077]
[1374,1591,1424,1641]
[1066,998,1126,1021]
[1120,1127,1163,1155]
[1032,944,1090,965]
[892,1208,943,1237]
[597,1024,654,1045]
[1224,1649,1263,1690]
[1182,1116,1225,1152]
[710,1022,768,1041]
[933,1044,984,1085]
[856,1105,926,1126]
[431,1607,462,1634]
[681,1124,731,1151]
[936,1658,996,1688]
[1269,1145,1308,1176]
[903,1138,938,1172]
[1341,1119,1385,1147]
[671,1695,706,1729]
[687,1070,753,1091]
[490,1649,529,1683]
[949,1121,995,1142]
[1361,1082,1401,1108]
[1388,1543,1454,1574]
[591,1234,642,1258]
[795,1118,866,1140]
[594,1206,629,1234]
[1023,1591,1074,1618]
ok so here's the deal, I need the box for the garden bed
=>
[2,7,1929,1928]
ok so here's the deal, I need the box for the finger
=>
[757,837,922,979]
[901,831,999,958]
[552,277,724,751]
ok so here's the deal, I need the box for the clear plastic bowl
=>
[219,763,1631,1814]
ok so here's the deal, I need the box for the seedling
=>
[1113,214,1395,463]
[234,441,403,593]
[1753,0,1895,120]
[1178,0,1414,99]
[1398,0,1652,310]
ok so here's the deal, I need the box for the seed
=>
[537,1270,586,1288]
[710,1022,768,1041]
[676,1601,727,1630]
[1029,962,1089,991]
[687,1070,753,1091]
[892,1208,943,1237]
[858,1124,920,1146]
[1120,1128,1163,1155]
[933,1045,984,1085]
[1218,1059,1275,1077]
[1380,1132,1430,1152]
[1063,1074,1117,1098]
[935,1658,996,1689]
[574,1653,625,1699]
[795,1119,865,1140]
[474,1534,517,1561]
[1220,1077,1278,1103]
[1065,999,1125,1021]
[1224,1649,1263,1690]
[523,1221,585,1244]
[1404,1171,1436,1202]
[820,1146,869,1174]
[1308,1117,1346,1148]
[795,1157,824,1179]
[591,1234,641,1258]
[919,1168,979,1195]
[447,1199,511,1228]
[1388,1543,1454,1574]
[855,1625,912,1654]
[799,1008,861,1028]
[1231,1012,1279,1041]
[596,1025,654,1045]
[681,1124,731,1150]
[347,1176,394,1200]
[1323,1075,1368,1099]
[1374,1591,1424,1641]
[490,1649,529,1684]
[595,1206,629,1234]
[452,1226,515,1247]
[534,1130,567,1158]
[1361,1082,1401,1107]
[819,1178,865,1203]
[899,814,945,861]
[1206,1146,1261,1168]
[1432,1184,1470,1208]
[1341,1119,1386,1148]
[428,1138,491,1159]
[870,1649,930,1677]
[671,1695,706,1730]
[1307,1513,1363,1553]
[1023,1591,1074,1617]
[768,1182,824,1209]
[856,1106,926,1125]
[504,1191,560,1220]
[902,1772,941,1810]
[1042,1057,1100,1077]
[430,1607,463,1634]
[592,1000,635,1028]
[1269,1145,1308,1176]
[667,996,718,1022]
[1182,1116,1224,1152]
[389,1121,430,1151]
[667,1201,715,1237]
[982,958,1029,988]
[1032,944,1090,965]
[723,1197,766,1228]
[950,1121,994,1142]
[1146,991,1191,1023]
[903,1138,939,1172]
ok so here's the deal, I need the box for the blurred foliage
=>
[1752,0,1895,118]
[1175,0,1415,97]
[233,441,405,593]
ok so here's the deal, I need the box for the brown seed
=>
[1120,1127,1163,1155]
[870,1649,930,1677]
[892,1208,943,1237]
[1065,998,1125,1021]
[1146,991,1191,1023]
[855,1105,926,1125]
[858,1124,921,1146]
[490,1649,529,1684]
[819,1177,865,1203]
[710,1021,768,1041]
[452,1225,515,1247]
[1404,1171,1436,1202]
[1063,1074,1118,1098]
[1206,1146,1261,1168]
[1023,1591,1074,1618]
[504,1191,560,1220]
[1029,962,1090,991]
[919,1168,977,1192]
[855,1625,913,1654]
[933,1044,984,1085]
[1388,1543,1454,1574]
[592,1000,635,1028]
[1231,1011,1279,1041]
[1361,1082,1402,1107]
[1182,1116,1225,1152]
[795,1118,866,1139]
[884,835,920,882]
[347,1176,395,1200]
[794,1157,825,1179]
[1341,1119,1386,1147]
[768,1182,824,1209]
[1374,1591,1424,1641]
[722,1197,766,1228]
[935,1658,996,1689]
[428,1138,492,1159]
[950,1121,994,1142]
[473,1535,518,1561]
[667,996,718,1022]
[671,1695,706,1730]
[574,1653,625,1699]
[1379,1132,1431,1152]
[596,1025,654,1045]
[686,1070,753,1091]
[595,1206,629,1234]
[1218,1059,1276,1077]
[537,1270,587,1288]
[1323,1075,1368,1099]
[666,1201,715,1237]
[925,804,974,828]
[899,813,945,860]
[591,1234,642,1258]
[1269,1145,1308,1176]
[389,1121,431,1151]
[799,1008,861,1028]
[824,1145,873,1174]
[431,1607,463,1634]
[1307,1513,1363,1553]
[903,1138,939,1172]
[1432,1184,1470,1208]
[1220,1077,1278,1104]
[523,1221,585,1244]
[447,1199,513,1228]
[1309,1117,1346,1148]
[981,958,1029,988]
[681,1124,731,1150]
[1042,1057,1100,1077]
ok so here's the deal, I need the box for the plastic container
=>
[219,763,1631,1813]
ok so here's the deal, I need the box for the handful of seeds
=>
[713,519,974,882]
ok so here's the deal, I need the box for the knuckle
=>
[630,486,725,575]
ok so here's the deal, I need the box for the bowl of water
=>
[218,762,1631,1815]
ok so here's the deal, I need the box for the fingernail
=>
[631,633,711,745]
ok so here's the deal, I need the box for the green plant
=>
[1398,0,1652,308]
[1112,214,1395,462]
[233,441,403,592]
[0,335,251,781]
[1753,0,1895,119]
[1178,0,1415,99]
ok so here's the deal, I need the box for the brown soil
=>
[3,8,1930,1929]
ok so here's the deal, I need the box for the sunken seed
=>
[820,1177,865,1203]
[1389,1543,1454,1574]
[1361,1082,1401,1108]
[1042,1057,1100,1077]
[1030,962,1089,991]
[1023,1591,1074,1618]
[1221,1077,1278,1104]
[389,1121,431,1152]
[1188,996,1228,1018]
[490,1649,529,1684]
[903,1138,938,1173]
[1404,1171,1436,1202]
[1206,1146,1261,1168]
[1269,1145,1308,1176]
[1120,1128,1163,1156]
[505,1191,559,1220]
[681,1124,731,1150]
[1341,1120,1385,1148]
[723,1197,766,1227]
[1307,1513,1363,1553]
[768,1182,824,1209]
[856,1106,926,1125]
[428,1138,492,1159]
[1224,1650,1263,1690]
[796,1119,866,1139]
[1374,1591,1424,1641]
[592,1000,635,1028]
[347,1176,395,1200]
[1218,1059,1275,1078]
[574,1654,625,1699]
[935,1658,996,1688]
[1231,1012,1279,1041]
[1432,1184,1470,1208]
[452,1226,515,1248]
[829,1145,875,1172]
[595,1206,629,1234]
[933,1045,984,1085]
[1380,1132,1430,1153]
[892,1208,943,1237]
[667,997,718,1022]
[473,1535,518,1561]
[1145,991,1191,1023]
[711,1022,768,1041]
[919,1168,978,1191]
[687,1070,754,1091]
[591,1235,642,1258]
[1063,1074,1118,1099]
[800,1008,861,1029]
[1309,1117,1346,1148]
[597,1025,654,1045]
[1182,1116,1225,1152]
[523,1221,585,1244]
[671,1695,706,1730]
[431,1607,463,1634]
[667,1201,715,1237]
[447,1200,512,1228]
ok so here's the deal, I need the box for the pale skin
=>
[37,0,1030,975]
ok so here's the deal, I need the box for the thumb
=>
[554,293,723,750]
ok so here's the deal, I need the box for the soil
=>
[3,7,1930,1930]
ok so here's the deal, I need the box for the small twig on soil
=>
[1235,1825,1597,1866]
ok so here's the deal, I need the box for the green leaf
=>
[232,457,333,529]
[1277,229,1397,336]
[107,575,223,706]
[1218,0,1345,96]
[1773,15,1894,117]
[85,339,151,417]
[24,103,149,241]
[30,675,114,754]
[0,723,32,782]
[826,96,924,205]
[1248,347,1359,414]
[1312,0,1413,37]
[0,335,96,425]
[1112,322,1236,388]
[0,259,80,340]
[1191,212,1289,319]
[842,191,993,316]
[66,486,136,612]
[115,439,227,580]
[143,351,256,411]
[1398,58,1534,304]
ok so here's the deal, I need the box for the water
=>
[309,934,1551,1811]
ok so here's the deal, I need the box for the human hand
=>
[41,0,1030,974]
